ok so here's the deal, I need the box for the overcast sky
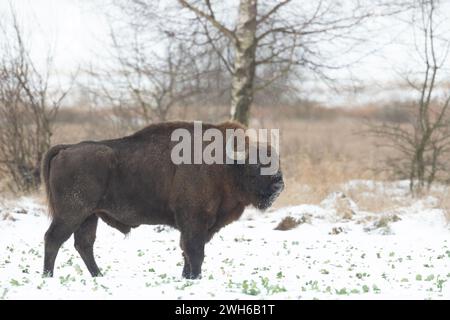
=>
[0,0,109,75]
[1,0,449,106]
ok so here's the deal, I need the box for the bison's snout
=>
[270,177,284,194]
[270,172,284,194]
[256,172,284,210]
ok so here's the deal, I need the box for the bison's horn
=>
[225,135,247,162]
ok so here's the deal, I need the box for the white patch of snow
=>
[1,184,450,300]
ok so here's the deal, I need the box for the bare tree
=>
[367,0,450,194]
[85,13,205,129]
[0,10,70,192]
[100,0,410,125]
[176,0,409,125]
[113,40,202,123]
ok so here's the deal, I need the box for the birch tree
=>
[177,0,408,125]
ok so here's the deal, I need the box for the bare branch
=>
[178,0,237,44]
[256,0,291,26]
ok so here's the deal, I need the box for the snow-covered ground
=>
[1,181,450,300]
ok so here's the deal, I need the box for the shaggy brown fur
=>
[42,121,284,279]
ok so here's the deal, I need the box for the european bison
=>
[42,121,284,279]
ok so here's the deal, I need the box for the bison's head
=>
[234,144,284,211]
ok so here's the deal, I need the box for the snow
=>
[1,181,450,300]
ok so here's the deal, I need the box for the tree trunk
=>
[230,0,257,126]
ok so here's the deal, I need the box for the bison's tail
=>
[42,144,69,218]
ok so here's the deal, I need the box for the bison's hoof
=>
[42,271,53,278]
[184,272,202,280]
[182,266,191,278]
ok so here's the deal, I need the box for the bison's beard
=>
[256,190,282,211]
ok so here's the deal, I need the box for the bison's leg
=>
[43,219,78,277]
[179,237,190,277]
[180,232,206,279]
[74,215,102,277]
[181,252,191,278]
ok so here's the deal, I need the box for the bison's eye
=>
[272,172,283,183]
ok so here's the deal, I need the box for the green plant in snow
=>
[242,280,260,296]
[436,277,446,292]
[373,284,381,293]
[261,277,286,294]
[335,288,348,295]
[425,274,435,281]
[1,288,8,299]
[9,279,20,286]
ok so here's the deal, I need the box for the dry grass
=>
[1,104,445,219]
[274,213,312,231]
[429,188,450,222]
[266,118,388,209]
[0,107,394,205]
[274,216,303,231]
[343,183,408,213]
